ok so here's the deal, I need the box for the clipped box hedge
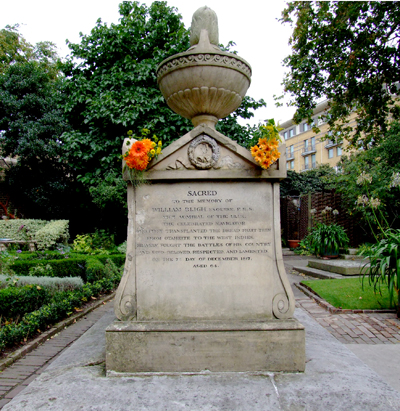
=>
[10,254,125,283]
[0,285,51,319]
[0,259,122,351]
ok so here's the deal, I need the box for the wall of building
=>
[280,101,356,173]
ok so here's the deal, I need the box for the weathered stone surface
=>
[308,260,369,276]
[106,319,305,373]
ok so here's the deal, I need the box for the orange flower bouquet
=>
[123,129,162,186]
[249,119,282,170]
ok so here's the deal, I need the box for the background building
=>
[280,100,356,172]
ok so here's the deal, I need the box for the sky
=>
[1,0,296,126]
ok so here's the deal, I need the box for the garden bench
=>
[0,239,37,252]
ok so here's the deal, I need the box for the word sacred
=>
[187,190,217,196]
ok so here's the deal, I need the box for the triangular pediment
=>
[122,125,286,181]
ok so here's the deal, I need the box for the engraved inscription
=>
[135,183,272,269]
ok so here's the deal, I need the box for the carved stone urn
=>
[157,6,251,129]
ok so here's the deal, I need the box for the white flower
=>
[357,171,373,185]
[390,172,400,188]
[357,195,369,206]
[325,206,332,211]
[369,197,381,209]
[333,209,339,215]
[310,208,317,215]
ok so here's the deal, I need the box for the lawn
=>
[301,278,395,310]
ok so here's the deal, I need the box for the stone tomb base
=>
[105,319,305,374]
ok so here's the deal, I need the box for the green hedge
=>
[0,259,122,351]
[0,219,48,241]
[0,219,70,250]
[10,254,125,283]
[0,285,51,319]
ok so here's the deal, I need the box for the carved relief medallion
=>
[188,135,220,169]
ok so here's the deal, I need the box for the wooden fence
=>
[280,190,364,247]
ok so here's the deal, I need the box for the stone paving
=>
[0,299,113,409]
[296,297,400,345]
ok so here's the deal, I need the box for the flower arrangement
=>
[123,129,162,186]
[249,119,282,170]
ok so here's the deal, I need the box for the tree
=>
[0,25,59,77]
[0,60,79,219]
[280,1,400,147]
[0,25,80,220]
[333,121,400,236]
[280,164,336,197]
[60,1,265,205]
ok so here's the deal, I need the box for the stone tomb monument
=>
[106,7,305,374]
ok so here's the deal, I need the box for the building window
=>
[302,123,309,132]
[284,131,288,140]
[291,160,295,169]
[311,137,315,149]
[304,156,309,169]
[289,128,295,138]
[328,148,334,159]
[337,146,342,156]
[304,139,309,150]
[311,154,316,168]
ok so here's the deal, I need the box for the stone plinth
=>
[308,259,370,276]
[106,320,305,374]
[106,125,305,374]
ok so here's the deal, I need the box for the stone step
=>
[282,248,296,256]
[293,265,343,280]
[308,259,369,276]
[339,254,365,260]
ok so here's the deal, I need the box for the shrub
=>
[85,258,105,283]
[0,285,51,319]
[0,266,122,350]
[8,253,125,283]
[34,220,69,250]
[11,258,88,281]
[72,229,116,254]
[117,241,127,254]
[0,219,48,241]
[0,274,84,293]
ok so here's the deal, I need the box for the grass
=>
[301,278,395,310]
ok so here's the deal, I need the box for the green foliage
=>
[0,274,84,292]
[60,1,192,189]
[0,262,122,351]
[361,229,400,315]
[117,241,127,254]
[72,229,116,254]
[60,1,265,199]
[302,278,393,310]
[0,25,60,77]
[304,223,349,257]
[333,122,400,233]
[0,219,47,240]
[11,258,88,281]
[9,253,124,283]
[34,220,70,250]
[85,258,105,283]
[280,1,400,146]
[0,58,78,219]
[280,164,336,197]
[0,284,51,319]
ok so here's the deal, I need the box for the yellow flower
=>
[150,149,156,156]
[156,147,162,155]
[158,140,162,147]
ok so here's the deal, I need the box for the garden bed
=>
[299,278,396,312]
